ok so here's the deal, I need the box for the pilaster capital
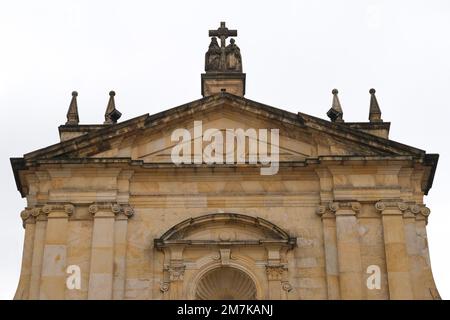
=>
[166,260,186,281]
[421,206,431,217]
[31,207,46,221]
[330,201,361,215]
[375,200,408,215]
[316,201,361,218]
[40,203,75,218]
[89,202,134,219]
[20,208,35,227]
[265,264,287,281]
[315,204,334,219]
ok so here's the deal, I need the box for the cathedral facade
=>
[11,23,440,300]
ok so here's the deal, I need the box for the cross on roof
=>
[208,21,237,48]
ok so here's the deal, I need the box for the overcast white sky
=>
[0,0,449,300]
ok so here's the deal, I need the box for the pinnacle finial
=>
[369,88,383,122]
[65,90,79,125]
[104,90,122,124]
[327,88,344,123]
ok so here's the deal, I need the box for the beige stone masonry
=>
[330,201,364,299]
[39,204,74,299]
[375,200,413,299]
[316,204,340,299]
[29,208,47,299]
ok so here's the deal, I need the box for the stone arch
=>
[155,212,296,246]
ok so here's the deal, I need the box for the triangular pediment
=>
[23,93,425,163]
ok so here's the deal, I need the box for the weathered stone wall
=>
[14,163,439,300]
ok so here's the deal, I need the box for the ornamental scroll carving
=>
[20,203,75,227]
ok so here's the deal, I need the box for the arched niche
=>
[154,213,296,300]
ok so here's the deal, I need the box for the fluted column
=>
[40,204,74,299]
[316,204,340,299]
[375,200,413,299]
[331,201,363,299]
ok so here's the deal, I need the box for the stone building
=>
[11,22,440,300]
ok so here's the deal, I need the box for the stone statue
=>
[225,38,242,72]
[205,37,221,72]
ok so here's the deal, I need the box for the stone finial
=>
[104,91,122,125]
[327,89,344,123]
[65,91,79,125]
[368,88,383,122]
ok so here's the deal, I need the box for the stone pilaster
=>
[415,206,439,299]
[160,245,186,300]
[375,200,413,299]
[113,205,134,300]
[265,264,286,299]
[14,209,36,299]
[403,203,422,299]
[87,203,117,300]
[29,208,47,299]
[40,204,74,299]
[316,204,340,300]
[331,201,364,299]
[167,261,186,300]
[265,245,290,300]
